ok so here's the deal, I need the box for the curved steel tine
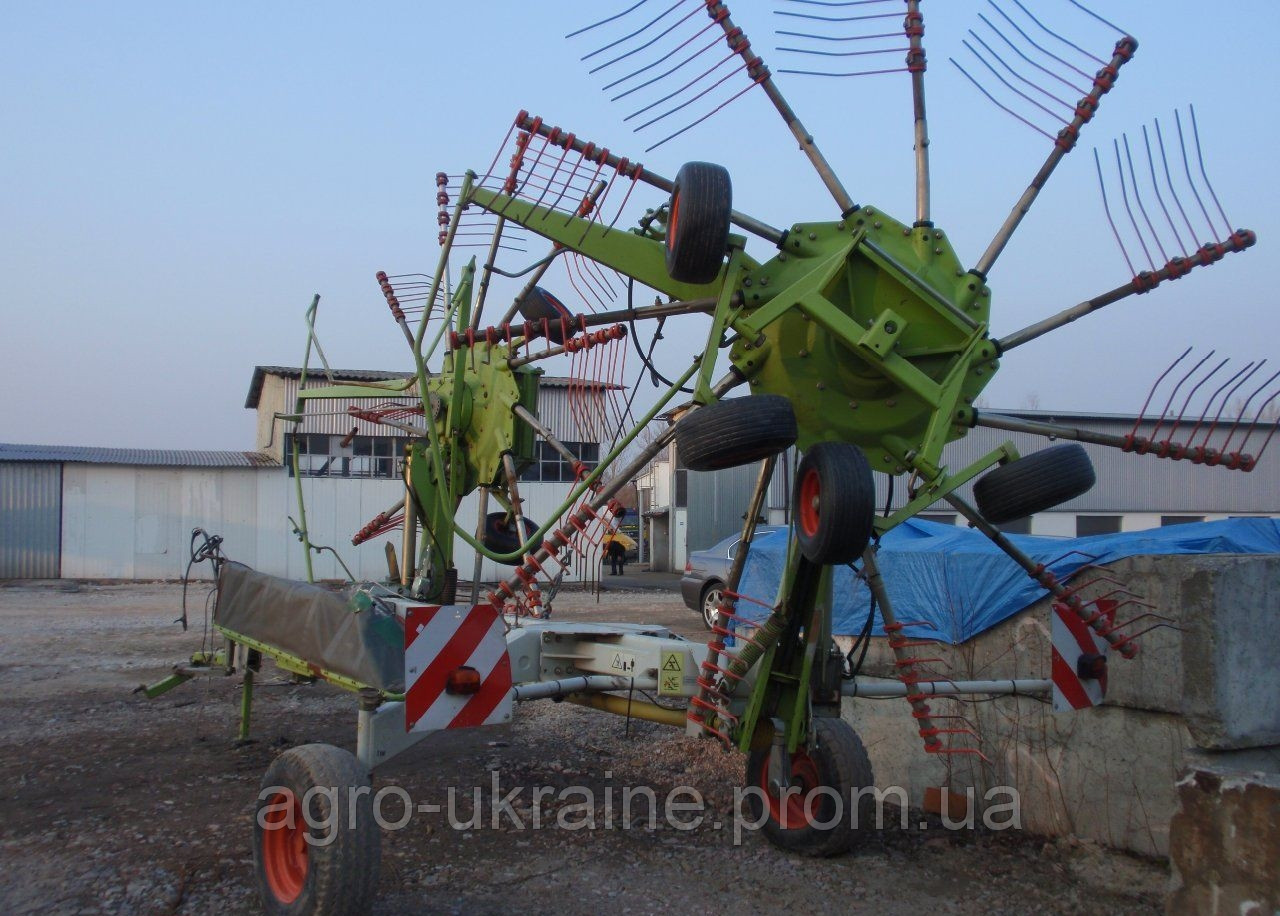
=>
[1226,369,1280,458]
[1203,362,1265,452]
[1114,138,1155,272]
[1218,363,1273,454]
[1149,349,1214,441]
[578,0,683,63]
[1185,360,1255,448]
[1155,117,1201,248]
[987,1,1093,82]
[1094,147,1135,275]
[1066,0,1129,37]
[951,57,1054,140]
[1175,108,1218,244]
[1132,347,1191,437]
[1165,356,1227,443]
[979,12,1087,96]
[1189,104,1234,237]
[1241,391,1280,465]
[1142,124,1188,256]
[1124,133,1168,264]
[1009,0,1106,66]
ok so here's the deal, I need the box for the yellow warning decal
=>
[659,650,684,696]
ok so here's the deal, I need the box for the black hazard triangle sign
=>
[659,650,684,696]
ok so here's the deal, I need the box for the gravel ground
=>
[0,581,1168,915]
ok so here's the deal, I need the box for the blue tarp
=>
[736,517,1280,643]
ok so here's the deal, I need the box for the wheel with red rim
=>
[744,718,875,856]
[793,441,874,565]
[665,161,732,284]
[260,789,308,905]
[253,743,380,916]
[481,511,540,565]
[516,286,574,344]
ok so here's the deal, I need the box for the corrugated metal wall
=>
[757,421,1280,517]
[686,463,762,552]
[53,463,588,583]
[285,377,588,445]
[0,462,62,578]
[286,376,422,438]
[928,419,1280,514]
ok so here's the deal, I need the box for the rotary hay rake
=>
[152,2,1272,912]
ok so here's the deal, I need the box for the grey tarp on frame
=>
[214,562,405,692]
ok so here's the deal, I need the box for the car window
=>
[713,526,785,559]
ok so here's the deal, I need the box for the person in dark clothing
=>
[606,538,626,575]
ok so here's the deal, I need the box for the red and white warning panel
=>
[1050,600,1110,712]
[404,604,513,732]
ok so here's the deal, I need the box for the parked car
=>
[680,526,787,628]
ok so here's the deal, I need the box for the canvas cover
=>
[214,561,405,692]
[736,517,1280,643]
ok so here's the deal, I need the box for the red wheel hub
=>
[667,192,681,251]
[759,748,823,829]
[261,790,308,903]
[798,467,821,538]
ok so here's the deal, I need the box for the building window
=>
[675,469,688,508]
[919,513,957,526]
[289,434,402,479]
[291,434,335,477]
[1076,515,1122,536]
[352,437,397,479]
[1161,515,1205,527]
[997,517,1032,535]
[519,441,599,483]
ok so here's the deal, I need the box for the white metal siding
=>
[54,464,590,584]
[933,420,1280,514]
[0,462,61,578]
[61,465,269,579]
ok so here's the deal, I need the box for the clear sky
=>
[3,1,1277,450]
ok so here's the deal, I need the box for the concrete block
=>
[835,552,1280,856]
[1167,747,1280,916]
[843,695,1189,857]
[847,553,1280,743]
[1180,556,1280,749]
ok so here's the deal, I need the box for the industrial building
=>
[636,409,1280,572]
[0,366,602,581]
[6,384,1277,580]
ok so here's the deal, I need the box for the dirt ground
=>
[0,581,1169,915]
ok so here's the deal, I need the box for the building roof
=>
[0,443,280,469]
[245,366,416,408]
[246,365,614,408]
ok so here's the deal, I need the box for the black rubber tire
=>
[675,396,798,472]
[516,286,574,344]
[793,442,875,565]
[700,580,725,630]
[665,161,732,284]
[253,743,380,916]
[481,511,538,563]
[745,718,875,857]
[973,443,1096,525]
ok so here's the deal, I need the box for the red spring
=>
[351,511,402,546]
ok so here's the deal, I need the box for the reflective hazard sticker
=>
[659,650,684,696]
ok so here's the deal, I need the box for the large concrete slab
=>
[839,552,1280,856]
[1167,748,1280,915]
